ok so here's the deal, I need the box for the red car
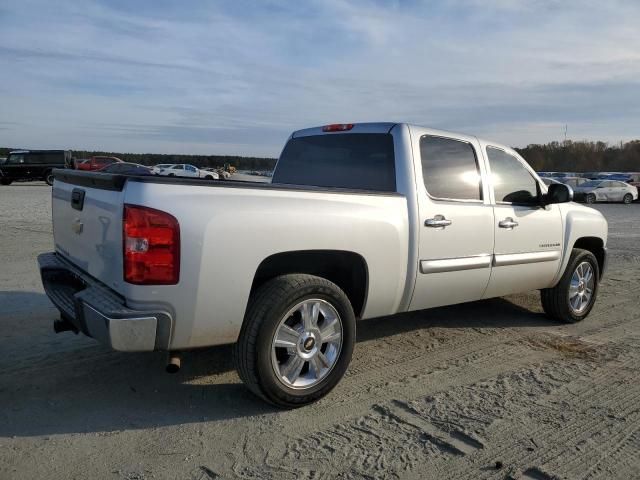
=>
[76,156,123,171]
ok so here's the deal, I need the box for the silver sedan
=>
[573,180,638,204]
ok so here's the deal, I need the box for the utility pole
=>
[564,124,567,143]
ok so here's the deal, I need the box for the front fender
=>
[552,203,608,285]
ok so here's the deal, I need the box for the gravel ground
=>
[1,182,639,480]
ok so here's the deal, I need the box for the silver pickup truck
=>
[39,122,608,407]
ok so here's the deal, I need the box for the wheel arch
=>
[249,250,369,318]
[572,236,606,279]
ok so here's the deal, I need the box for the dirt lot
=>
[1,183,639,480]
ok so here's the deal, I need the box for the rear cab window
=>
[273,133,396,192]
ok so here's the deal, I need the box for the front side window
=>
[487,147,539,204]
[419,136,482,201]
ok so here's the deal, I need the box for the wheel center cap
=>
[303,337,315,351]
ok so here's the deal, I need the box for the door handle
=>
[425,215,452,229]
[498,217,519,229]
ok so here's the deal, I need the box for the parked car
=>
[39,122,608,407]
[0,157,6,165]
[573,180,638,204]
[76,156,123,171]
[200,168,220,180]
[0,149,73,185]
[554,177,587,189]
[151,164,174,175]
[98,162,152,175]
[155,164,201,178]
[542,177,564,186]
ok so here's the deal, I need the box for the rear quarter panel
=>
[123,181,410,349]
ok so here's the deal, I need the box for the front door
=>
[482,145,563,298]
[409,129,494,311]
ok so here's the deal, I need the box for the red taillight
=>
[322,123,354,132]
[123,204,180,285]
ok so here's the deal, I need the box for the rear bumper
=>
[38,252,172,352]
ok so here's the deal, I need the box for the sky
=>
[0,0,639,157]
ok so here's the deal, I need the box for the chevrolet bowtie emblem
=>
[72,218,84,235]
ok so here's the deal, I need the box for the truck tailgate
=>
[52,173,125,292]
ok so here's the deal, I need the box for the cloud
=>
[0,0,639,155]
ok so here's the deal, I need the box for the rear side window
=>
[273,134,396,191]
[487,147,539,204]
[419,136,482,201]
[26,152,63,164]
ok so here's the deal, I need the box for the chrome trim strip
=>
[420,254,492,274]
[493,250,561,267]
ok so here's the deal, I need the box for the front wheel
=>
[623,193,633,204]
[585,193,596,204]
[0,178,12,186]
[234,274,356,408]
[541,248,599,323]
[44,170,54,186]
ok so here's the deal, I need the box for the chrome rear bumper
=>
[38,252,172,351]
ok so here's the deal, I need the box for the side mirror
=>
[545,183,573,205]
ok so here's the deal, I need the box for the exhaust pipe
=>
[54,318,78,334]
[166,352,181,373]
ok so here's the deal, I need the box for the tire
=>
[541,248,599,323]
[205,175,213,180]
[44,170,54,186]
[168,173,175,177]
[623,193,633,204]
[585,193,596,204]
[234,274,356,408]
[0,178,12,186]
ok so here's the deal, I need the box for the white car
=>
[156,164,200,178]
[199,168,220,180]
[151,164,174,175]
[40,122,608,407]
[573,180,638,204]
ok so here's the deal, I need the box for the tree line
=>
[3,139,640,173]
[515,140,640,173]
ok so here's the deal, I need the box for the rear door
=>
[408,128,494,310]
[482,145,563,298]
[610,182,626,201]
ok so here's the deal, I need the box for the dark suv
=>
[0,150,73,186]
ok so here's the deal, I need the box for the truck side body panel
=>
[122,182,410,348]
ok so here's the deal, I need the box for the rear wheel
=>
[0,178,12,186]
[44,170,54,186]
[541,248,599,323]
[234,274,355,408]
[585,193,596,204]
[623,193,633,204]
[205,175,213,180]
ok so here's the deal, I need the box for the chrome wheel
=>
[568,261,595,314]
[271,299,343,390]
